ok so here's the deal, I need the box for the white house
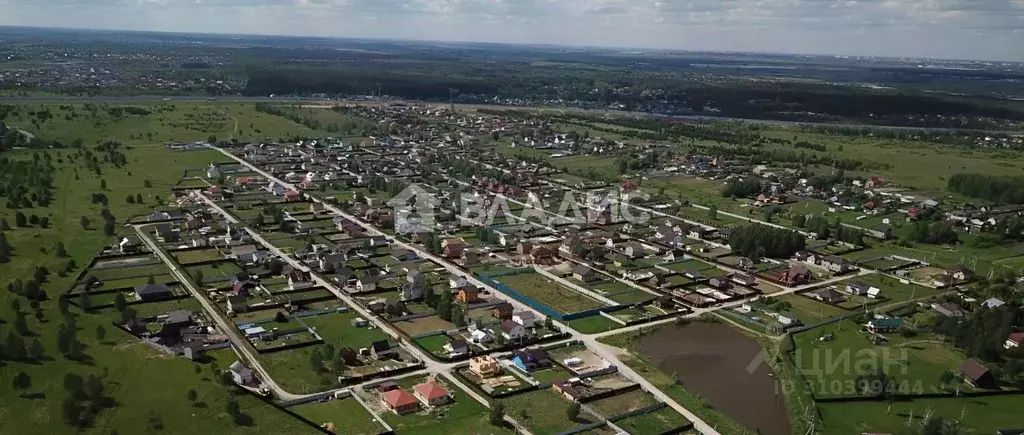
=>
[229,361,254,385]
[500,320,526,341]
[512,311,537,328]
[357,276,379,292]
[470,329,492,343]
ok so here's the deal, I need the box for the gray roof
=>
[135,283,171,295]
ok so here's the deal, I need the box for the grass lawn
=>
[186,261,244,284]
[850,273,940,302]
[792,322,966,398]
[606,289,657,304]
[588,390,661,419]
[817,394,1024,433]
[501,389,588,434]
[172,248,224,264]
[529,366,573,384]
[289,398,384,435]
[414,334,450,356]
[777,294,848,324]
[613,407,692,434]
[87,263,169,281]
[302,311,390,348]
[494,272,606,314]
[567,315,624,334]
[0,142,314,435]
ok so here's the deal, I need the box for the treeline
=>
[947,173,1024,204]
[0,153,56,209]
[908,221,959,245]
[934,305,1022,363]
[793,214,863,245]
[722,178,761,198]
[728,223,806,259]
[253,103,372,136]
[244,66,499,100]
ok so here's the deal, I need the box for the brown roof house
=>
[959,359,997,388]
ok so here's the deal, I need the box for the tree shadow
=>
[233,413,254,426]
[192,402,209,409]
[21,392,47,400]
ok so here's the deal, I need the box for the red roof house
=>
[413,381,451,406]
[380,388,420,414]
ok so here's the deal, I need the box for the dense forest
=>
[947,173,1024,204]
[728,223,806,259]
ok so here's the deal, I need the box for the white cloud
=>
[0,0,1022,60]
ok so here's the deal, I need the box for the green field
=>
[588,390,661,419]
[792,321,967,398]
[817,394,1024,434]
[289,397,384,435]
[777,294,848,323]
[493,272,606,314]
[501,389,587,434]
[2,102,325,145]
[0,143,314,434]
[172,248,225,264]
[613,407,692,434]
[567,315,624,334]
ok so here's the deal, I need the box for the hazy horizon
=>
[1,0,1023,62]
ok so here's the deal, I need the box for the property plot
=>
[302,311,391,348]
[87,263,170,281]
[776,294,846,323]
[567,315,623,334]
[395,315,455,336]
[171,248,224,264]
[793,322,967,398]
[186,261,244,284]
[493,272,607,314]
[413,334,449,356]
[589,390,661,419]
[817,394,1024,434]
[501,389,590,434]
[289,398,384,435]
[379,377,510,435]
[612,406,691,433]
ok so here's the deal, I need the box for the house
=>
[400,282,423,302]
[442,238,467,258]
[844,281,870,296]
[512,311,537,328]
[154,223,180,243]
[309,202,325,215]
[456,287,481,304]
[370,340,397,359]
[867,317,904,333]
[946,265,974,281]
[732,273,756,286]
[511,348,552,372]
[283,190,301,202]
[469,356,501,377]
[367,299,387,313]
[983,298,1006,309]
[380,388,421,415]
[135,283,172,302]
[413,381,451,406]
[460,250,480,266]
[932,302,965,317]
[780,266,811,285]
[516,241,533,255]
[959,359,997,388]
[572,264,598,282]
[624,242,645,259]
[500,320,527,341]
[708,277,731,290]
[470,329,492,344]
[529,246,556,265]
[1005,332,1024,349]
[288,269,313,289]
[443,338,469,358]
[820,255,854,274]
[339,347,360,365]
[869,225,894,240]
[492,302,514,320]
[814,288,847,304]
[356,275,381,292]
[229,361,254,385]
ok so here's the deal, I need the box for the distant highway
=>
[3,95,1021,135]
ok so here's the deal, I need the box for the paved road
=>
[133,225,306,401]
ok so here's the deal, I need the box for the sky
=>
[1,0,1023,61]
